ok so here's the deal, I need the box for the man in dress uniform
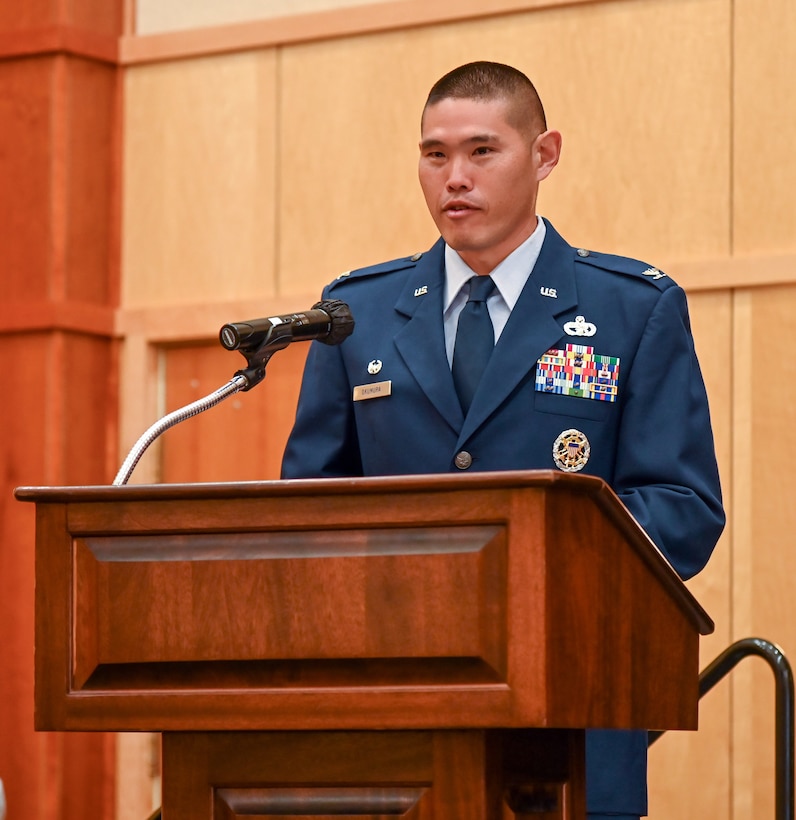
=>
[281,61,725,819]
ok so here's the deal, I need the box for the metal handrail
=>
[650,637,794,820]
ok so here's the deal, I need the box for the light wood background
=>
[116,0,796,818]
[1,0,792,817]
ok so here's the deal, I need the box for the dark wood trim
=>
[0,24,118,64]
[0,300,116,338]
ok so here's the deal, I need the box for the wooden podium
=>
[17,470,712,819]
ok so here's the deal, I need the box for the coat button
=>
[576,248,590,257]
[454,451,473,470]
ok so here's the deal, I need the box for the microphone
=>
[219,299,355,352]
[113,300,354,484]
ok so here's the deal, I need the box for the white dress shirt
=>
[443,217,546,366]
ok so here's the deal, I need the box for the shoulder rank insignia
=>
[642,267,667,280]
[535,343,619,402]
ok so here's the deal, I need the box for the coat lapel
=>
[393,240,465,433]
[458,222,579,444]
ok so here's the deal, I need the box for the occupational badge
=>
[367,359,383,374]
[563,315,597,337]
[552,429,590,472]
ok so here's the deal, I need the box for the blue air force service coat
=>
[281,219,725,816]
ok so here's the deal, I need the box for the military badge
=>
[367,359,383,374]
[563,315,597,337]
[535,344,620,402]
[642,267,666,280]
[553,429,590,472]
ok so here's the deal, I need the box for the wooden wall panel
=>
[0,3,122,817]
[126,0,617,52]
[729,284,796,819]
[729,288,755,820]
[538,0,731,263]
[135,0,394,35]
[0,337,49,818]
[0,0,120,32]
[0,334,117,819]
[114,0,796,818]
[278,34,437,294]
[734,0,796,256]
[68,0,124,35]
[0,57,56,300]
[0,0,53,31]
[732,2,796,815]
[122,51,278,308]
[63,59,120,305]
[60,334,120,481]
[278,0,731,296]
[158,343,308,483]
[647,289,733,818]
[116,733,159,820]
[0,55,119,305]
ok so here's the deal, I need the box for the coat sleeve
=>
[280,334,363,479]
[613,284,725,579]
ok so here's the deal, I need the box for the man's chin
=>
[439,231,483,254]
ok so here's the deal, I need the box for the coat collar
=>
[391,221,580,441]
[459,219,578,443]
[392,240,464,433]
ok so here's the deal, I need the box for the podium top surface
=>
[16,469,712,634]
[17,467,595,501]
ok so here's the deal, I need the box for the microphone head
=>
[219,323,245,350]
[314,299,355,345]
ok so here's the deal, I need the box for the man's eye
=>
[474,146,492,156]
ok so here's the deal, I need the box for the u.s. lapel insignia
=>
[563,315,597,337]
[540,286,557,298]
[414,285,428,297]
[553,429,590,472]
[367,359,382,375]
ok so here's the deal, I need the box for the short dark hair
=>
[422,61,547,139]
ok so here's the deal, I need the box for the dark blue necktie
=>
[452,275,496,414]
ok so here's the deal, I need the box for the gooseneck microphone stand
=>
[113,374,250,486]
[113,299,354,486]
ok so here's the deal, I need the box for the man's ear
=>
[535,129,562,181]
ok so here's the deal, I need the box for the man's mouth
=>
[444,202,477,214]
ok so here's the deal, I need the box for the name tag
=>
[353,380,392,401]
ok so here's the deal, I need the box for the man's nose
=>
[446,157,473,191]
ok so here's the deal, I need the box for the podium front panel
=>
[18,471,711,733]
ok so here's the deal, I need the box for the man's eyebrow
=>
[420,133,503,151]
